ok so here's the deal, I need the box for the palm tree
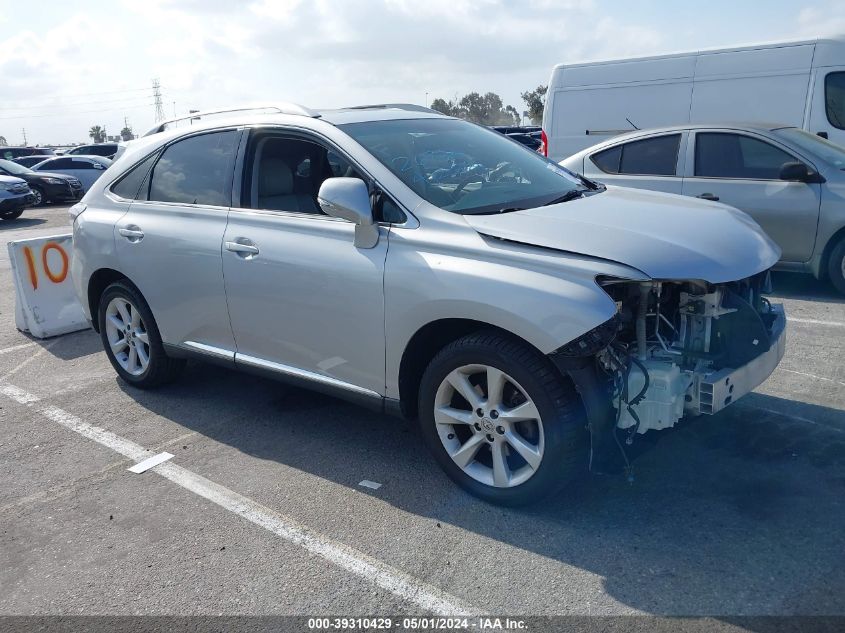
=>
[89,125,105,143]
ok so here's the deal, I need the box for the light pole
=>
[425,92,429,107]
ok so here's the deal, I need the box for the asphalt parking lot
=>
[1,204,844,619]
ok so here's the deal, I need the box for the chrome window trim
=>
[182,341,235,361]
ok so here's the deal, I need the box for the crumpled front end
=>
[550,270,786,471]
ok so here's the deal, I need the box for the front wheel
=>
[0,208,24,220]
[828,237,845,296]
[98,281,185,388]
[418,330,587,506]
[31,186,44,206]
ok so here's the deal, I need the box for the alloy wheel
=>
[104,297,150,376]
[434,364,544,488]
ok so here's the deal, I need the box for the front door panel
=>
[222,211,388,395]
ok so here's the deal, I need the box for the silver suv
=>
[71,104,786,505]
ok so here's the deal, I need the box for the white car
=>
[31,155,111,191]
[560,123,845,294]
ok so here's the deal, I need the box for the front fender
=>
[384,231,633,398]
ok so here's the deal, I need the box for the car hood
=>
[463,185,781,283]
[0,175,26,184]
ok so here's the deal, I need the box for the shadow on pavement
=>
[117,361,845,617]
[0,217,47,230]
[771,271,844,304]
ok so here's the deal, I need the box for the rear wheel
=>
[828,237,845,296]
[418,330,587,506]
[0,208,24,220]
[98,281,185,388]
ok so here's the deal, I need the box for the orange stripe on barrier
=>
[23,246,38,290]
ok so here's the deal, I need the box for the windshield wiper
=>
[542,189,588,206]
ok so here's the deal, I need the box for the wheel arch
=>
[86,268,132,332]
[397,318,561,419]
[819,224,845,280]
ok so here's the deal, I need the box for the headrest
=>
[259,158,294,196]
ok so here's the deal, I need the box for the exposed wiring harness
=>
[606,343,651,482]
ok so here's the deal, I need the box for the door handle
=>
[225,240,259,257]
[118,226,144,242]
[696,193,720,201]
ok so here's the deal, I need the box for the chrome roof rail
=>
[342,103,438,114]
[142,103,320,137]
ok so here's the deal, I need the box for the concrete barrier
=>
[7,233,89,338]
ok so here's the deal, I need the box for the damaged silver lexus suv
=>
[71,103,786,505]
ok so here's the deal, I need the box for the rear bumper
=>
[696,304,786,414]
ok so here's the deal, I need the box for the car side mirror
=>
[779,161,825,184]
[317,177,379,248]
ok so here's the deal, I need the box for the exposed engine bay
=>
[551,271,786,472]
[597,273,784,439]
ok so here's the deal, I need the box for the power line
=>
[0,94,171,112]
[0,101,157,121]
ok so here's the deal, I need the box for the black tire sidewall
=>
[828,239,845,295]
[97,282,167,387]
[0,209,24,220]
[418,336,586,506]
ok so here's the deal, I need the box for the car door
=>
[682,130,822,263]
[222,128,388,396]
[114,128,241,357]
[581,132,686,194]
[65,158,104,190]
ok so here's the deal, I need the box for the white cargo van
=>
[542,36,845,161]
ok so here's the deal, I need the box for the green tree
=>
[430,98,459,117]
[520,85,548,125]
[89,125,106,143]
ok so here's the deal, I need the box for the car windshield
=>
[339,118,587,214]
[775,128,845,170]
[0,159,32,175]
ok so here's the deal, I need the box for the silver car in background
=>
[560,124,845,294]
[71,104,785,505]
[32,155,112,191]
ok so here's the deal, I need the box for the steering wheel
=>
[487,161,517,183]
[449,167,489,201]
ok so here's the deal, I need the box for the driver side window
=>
[244,134,365,215]
[695,133,798,180]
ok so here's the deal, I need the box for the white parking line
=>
[2,386,474,616]
[779,368,845,388]
[788,317,845,328]
[0,342,37,355]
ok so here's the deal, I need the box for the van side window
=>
[591,134,680,176]
[243,134,365,215]
[111,152,159,200]
[695,133,795,180]
[148,130,239,206]
[825,72,845,130]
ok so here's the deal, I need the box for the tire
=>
[97,281,185,388]
[828,237,845,296]
[31,186,44,206]
[418,330,587,506]
[0,208,24,220]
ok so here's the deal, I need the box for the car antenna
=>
[626,117,640,130]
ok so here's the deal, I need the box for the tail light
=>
[539,129,548,157]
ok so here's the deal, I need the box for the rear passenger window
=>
[45,158,74,169]
[148,130,239,206]
[695,133,795,179]
[591,134,680,176]
[111,152,159,200]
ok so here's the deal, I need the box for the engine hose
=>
[628,355,650,407]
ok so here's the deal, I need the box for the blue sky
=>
[1,0,844,144]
